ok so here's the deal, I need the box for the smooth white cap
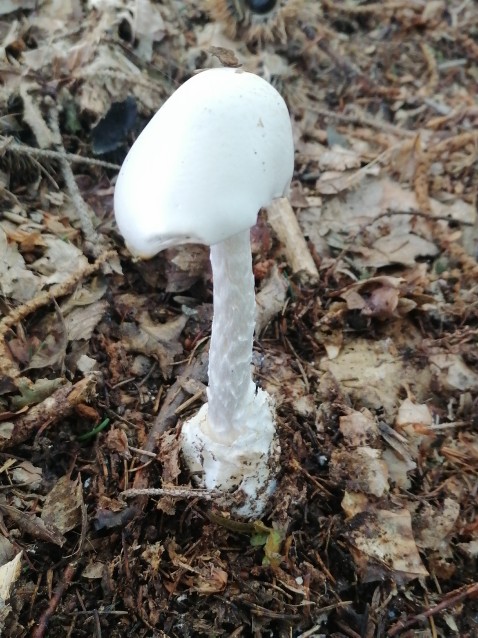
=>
[114,68,294,257]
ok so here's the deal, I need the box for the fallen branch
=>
[121,487,220,501]
[32,563,78,638]
[1,135,120,170]
[266,198,319,284]
[48,100,102,255]
[0,376,97,451]
[387,582,478,636]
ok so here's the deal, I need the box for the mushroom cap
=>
[114,68,294,257]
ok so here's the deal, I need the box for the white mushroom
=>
[114,68,294,517]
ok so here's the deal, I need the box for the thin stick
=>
[32,563,77,638]
[121,487,220,501]
[1,136,121,170]
[387,582,478,636]
[47,101,102,253]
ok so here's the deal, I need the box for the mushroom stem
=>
[180,232,278,517]
[207,229,256,443]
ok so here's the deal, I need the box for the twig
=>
[1,136,121,170]
[32,563,78,638]
[47,100,102,255]
[387,582,478,636]
[307,105,415,139]
[0,376,97,451]
[266,199,319,284]
[120,487,220,501]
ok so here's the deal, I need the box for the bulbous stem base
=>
[180,388,279,518]
[179,229,279,518]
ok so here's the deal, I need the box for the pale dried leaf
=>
[331,447,389,497]
[388,453,416,492]
[133,0,165,39]
[11,461,42,488]
[19,84,55,149]
[429,353,478,391]
[141,541,164,572]
[261,351,316,417]
[380,421,418,489]
[194,566,228,594]
[64,300,108,341]
[368,233,438,267]
[32,236,89,285]
[457,540,478,558]
[318,145,362,171]
[320,333,432,419]
[0,551,22,603]
[60,276,108,313]
[27,315,67,371]
[77,354,99,373]
[339,409,379,447]
[82,561,105,579]
[414,498,460,550]
[0,227,41,302]
[396,398,433,428]
[345,504,428,584]
[302,177,473,269]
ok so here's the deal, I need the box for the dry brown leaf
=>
[121,312,187,378]
[159,430,182,484]
[0,502,65,546]
[261,351,316,417]
[0,0,36,15]
[414,498,460,551]
[141,541,164,572]
[301,177,474,268]
[194,566,228,594]
[41,474,83,534]
[32,236,89,285]
[338,276,406,320]
[164,245,209,293]
[81,561,105,580]
[0,227,41,302]
[64,300,108,341]
[104,428,131,458]
[11,461,42,488]
[0,536,15,569]
[255,265,288,334]
[330,447,389,497]
[396,398,433,428]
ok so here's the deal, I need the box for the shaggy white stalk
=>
[180,230,278,517]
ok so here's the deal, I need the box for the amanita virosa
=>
[114,68,294,517]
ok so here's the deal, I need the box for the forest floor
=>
[0,1,477,637]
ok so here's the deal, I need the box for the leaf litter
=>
[0,0,477,636]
